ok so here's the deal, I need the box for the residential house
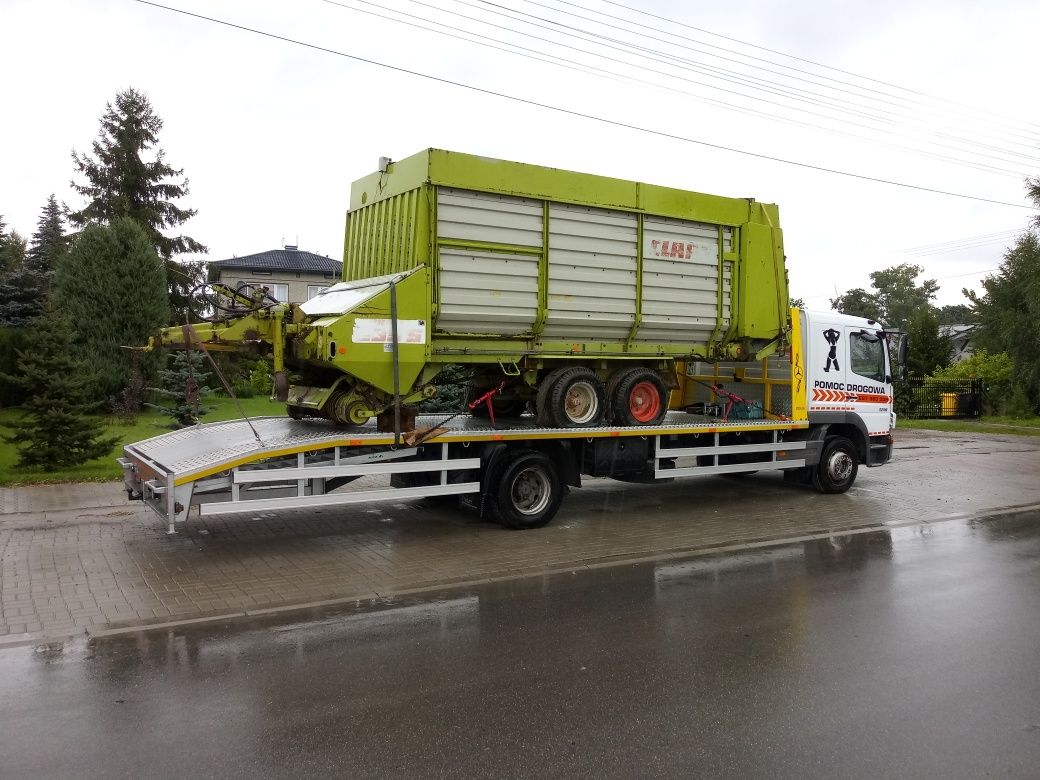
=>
[940,323,977,363]
[208,245,343,303]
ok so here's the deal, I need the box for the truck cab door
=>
[845,326,893,435]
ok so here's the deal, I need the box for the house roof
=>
[210,247,342,274]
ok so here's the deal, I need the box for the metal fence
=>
[899,378,984,419]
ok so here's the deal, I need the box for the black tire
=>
[547,367,606,427]
[488,449,564,530]
[603,368,629,423]
[812,436,859,494]
[610,368,668,426]
[534,367,575,427]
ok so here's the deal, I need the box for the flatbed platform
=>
[125,413,806,486]
[120,412,809,532]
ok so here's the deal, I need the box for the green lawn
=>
[4,400,1038,485]
[899,416,1040,436]
[0,395,285,486]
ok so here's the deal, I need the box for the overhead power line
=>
[132,0,1035,211]
[903,231,1023,258]
[327,0,1026,178]
[472,0,1040,167]
[594,0,1040,137]
[542,0,1040,147]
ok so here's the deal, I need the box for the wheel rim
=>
[510,466,552,516]
[627,380,662,423]
[827,450,854,482]
[564,380,599,424]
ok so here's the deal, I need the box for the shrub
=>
[249,359,274,397]
[931,349,1013,414]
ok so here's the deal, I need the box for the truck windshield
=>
[850,332,886,383]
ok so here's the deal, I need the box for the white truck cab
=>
[800,309,896,475]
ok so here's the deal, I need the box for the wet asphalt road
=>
[2,512,1039,779]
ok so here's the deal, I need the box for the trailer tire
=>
[534,367,573,426]
[488,449,564,530]
[812,436,858,494]
[610,368,668,426]
[547,367,606,427]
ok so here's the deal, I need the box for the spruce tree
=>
[1,310,118,470]
[0,215,10,273]
[0,230,43,327]
[147,349,215,428]
[69,88,206,315]
[26,194,69,291]
[53,218,170,400]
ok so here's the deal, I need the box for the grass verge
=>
[899,416,1040,437]
[0,396,284,486]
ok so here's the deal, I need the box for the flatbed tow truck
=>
[120,309,897,533]
[120,151,898,532]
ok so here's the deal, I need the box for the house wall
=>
[214,268,338,303]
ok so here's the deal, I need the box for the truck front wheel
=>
[488,449,564,529]
[812,436,858,494]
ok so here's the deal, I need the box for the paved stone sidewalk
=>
[2,429,1039,642]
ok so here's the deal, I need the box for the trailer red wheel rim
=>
[628,381,662,422]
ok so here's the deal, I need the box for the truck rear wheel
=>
[488,449,564,529]
[812,436,858,494]
[609,368,668,426]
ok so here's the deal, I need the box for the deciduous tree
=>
[968,230,1040,412]
[831,264,939,332]
[905,306,950,376]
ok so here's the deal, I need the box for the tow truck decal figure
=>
[823,328,841,372]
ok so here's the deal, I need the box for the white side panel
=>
[436,188,543,336]
[637,217,731,344]
[542,203,637,341]
[437,188,543,247]
[436,248,539,336]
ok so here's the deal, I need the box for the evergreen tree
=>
[26,194,69,287]
[147,349,215,428]
[0,230,43,327]
[68,88,206,315]
[905,307,951,376]
[53,218,170,400]
[968,230,1040,412]
[0,310,118,470]
[0,215,10,273]
[0,219,24,274]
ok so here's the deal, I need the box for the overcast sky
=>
[3,0,1039,309]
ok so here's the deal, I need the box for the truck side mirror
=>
[897,334,908,380]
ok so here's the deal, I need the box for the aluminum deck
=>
[124,413,807,486]
[120,413,809,532]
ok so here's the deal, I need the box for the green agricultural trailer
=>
[159,149,790,429]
